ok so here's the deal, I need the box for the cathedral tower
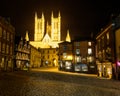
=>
[34,12,45,41]
[30,11,62,49]
[51,11,61,42]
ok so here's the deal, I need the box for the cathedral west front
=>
[30,11,62,48]
[29,11,71,67]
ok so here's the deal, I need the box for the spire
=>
[58,11,60,17]
[25,30,29,41]
[51,11,53,17]
[42,12,44,18]
[66,29,71,42]
[35,12,37,19]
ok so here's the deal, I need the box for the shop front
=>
[97,61,112,79]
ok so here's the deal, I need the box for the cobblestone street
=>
[0,68,120,96]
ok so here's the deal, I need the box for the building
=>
[58,41,73,61]
[58,38,96,73]
[30,12,62,48]
[14,32,30,70]
[95,14,120,79]
[0,16,15,71]
[72,39,96,73]
[29,11,72,67]
[58,41,73,71]
[30,45,41,68]
[40,48,58,67]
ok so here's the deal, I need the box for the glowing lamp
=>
[117,61,120,66]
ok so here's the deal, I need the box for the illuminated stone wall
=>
[31,12,61,48]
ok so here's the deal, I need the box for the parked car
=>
[65,60,74,72]
[58,60,74,72]
[74,63,88,73]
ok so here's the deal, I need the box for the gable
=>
[42,33,51,43]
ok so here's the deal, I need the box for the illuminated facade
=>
[58,40,96,73]
[95,15,120,79]
[73,40,96,73]
[30,45,41,68]
[30,12,61,48]
[40,48,58,67]
[0,16,15,71]
[14,35,30,70]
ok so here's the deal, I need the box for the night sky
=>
[0,0,120,41]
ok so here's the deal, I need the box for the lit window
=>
[106,33,109,45]
[2,43,5,53]
[63,53,67,58]
[76,49,80,55]
[88,42,91,46]
[88,48,92,55]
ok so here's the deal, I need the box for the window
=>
[11,34,13,42]
[76,49,80,55]
[7,32,9,41]
[88,48,92,55]
[3,30,6,39]
[76,42,80,46]
[102,36,104,47]
[98,40,100,50]
[106,33,109,45]
[88,42,91,46]
[2,43,5,53]
[0,26,2,37]
[63,45,67,51]
[6,44,9,54]
[10,46,12,55]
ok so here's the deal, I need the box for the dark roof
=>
[58,41,72,45]
[71,37,94,42]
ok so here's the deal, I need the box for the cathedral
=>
[30,11,63,48]
[28,11,71,66]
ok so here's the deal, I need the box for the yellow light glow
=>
[32,12,61,48]
[67,55,73,60]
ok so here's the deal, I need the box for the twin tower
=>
[30,11,71,48]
